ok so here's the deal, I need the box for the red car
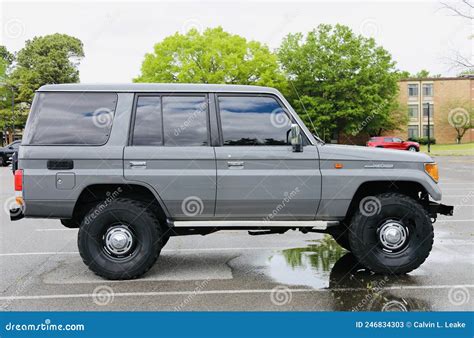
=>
[367,136,419,152]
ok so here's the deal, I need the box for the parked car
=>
[10,83,452,280]
[0,140,21,166]
[367,136,419,152]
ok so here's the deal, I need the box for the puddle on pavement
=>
[267,235,432,311]
[267,235,346,289]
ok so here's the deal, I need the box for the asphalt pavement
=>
[0,156,473,311]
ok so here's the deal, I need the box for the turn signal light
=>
[424,163,439,183]
[14,169,23,191]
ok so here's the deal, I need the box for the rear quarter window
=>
[24,92,118,145]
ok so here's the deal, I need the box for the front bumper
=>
[428,202,454,217]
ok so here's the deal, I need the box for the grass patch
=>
[420,143,474,156]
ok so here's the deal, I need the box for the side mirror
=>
[290,124,303,152]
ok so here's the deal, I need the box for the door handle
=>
[129,161,147,168]
[227,161,244,169]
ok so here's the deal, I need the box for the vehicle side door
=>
[213,94,321,220]
[123,94,216,220]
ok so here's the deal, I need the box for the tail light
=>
[14,169,23,191]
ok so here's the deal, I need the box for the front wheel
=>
[407,146,417,152]
[348,193,433,274]
[78,198,165,280]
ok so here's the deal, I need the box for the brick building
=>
[389,75,473,144]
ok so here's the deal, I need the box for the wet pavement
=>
[0,156,473,311]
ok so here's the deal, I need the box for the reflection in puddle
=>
[267,235,347,289]
[267,235,431,311]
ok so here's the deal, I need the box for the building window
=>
[408,104,419,120]
[423,125,434,138]
[422,83,433,96]
[408,126,419,139]
[423,103,434,119]
[408,84,419,97]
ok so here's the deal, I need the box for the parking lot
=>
[0,156,473,311]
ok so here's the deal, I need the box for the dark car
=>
[0,140,21,166]
[366,136,420,152]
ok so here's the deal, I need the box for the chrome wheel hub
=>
[104,225,134,256]
[378,221,408,251]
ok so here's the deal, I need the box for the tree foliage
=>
[135,27,287,90]
[10,33,84,103]
[278,24,400,140]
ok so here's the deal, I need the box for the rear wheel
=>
[348,193,433,274]
[78,198,165,280]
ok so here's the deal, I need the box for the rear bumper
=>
[428,202,454,217]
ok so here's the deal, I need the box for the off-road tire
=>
[348,192,433,274]
[78,198,165,280]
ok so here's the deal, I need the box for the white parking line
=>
[1,284,473,301]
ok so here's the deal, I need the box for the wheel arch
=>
[72,183,170,225]
[344,180,429,222]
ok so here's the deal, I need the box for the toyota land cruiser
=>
[9,83,453,280]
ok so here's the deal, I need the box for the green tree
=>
[278,24,400,141]
[0,46,15,136]
[10,33,84,103]
[135,27,287,90]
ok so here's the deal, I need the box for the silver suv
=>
[10,83,453,280]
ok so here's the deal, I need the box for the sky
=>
[0,0,472,83]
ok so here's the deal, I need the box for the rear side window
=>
[218,96,292,146]
[132,95,208,146]
[133,96,162,146]
[24,92,117,145]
